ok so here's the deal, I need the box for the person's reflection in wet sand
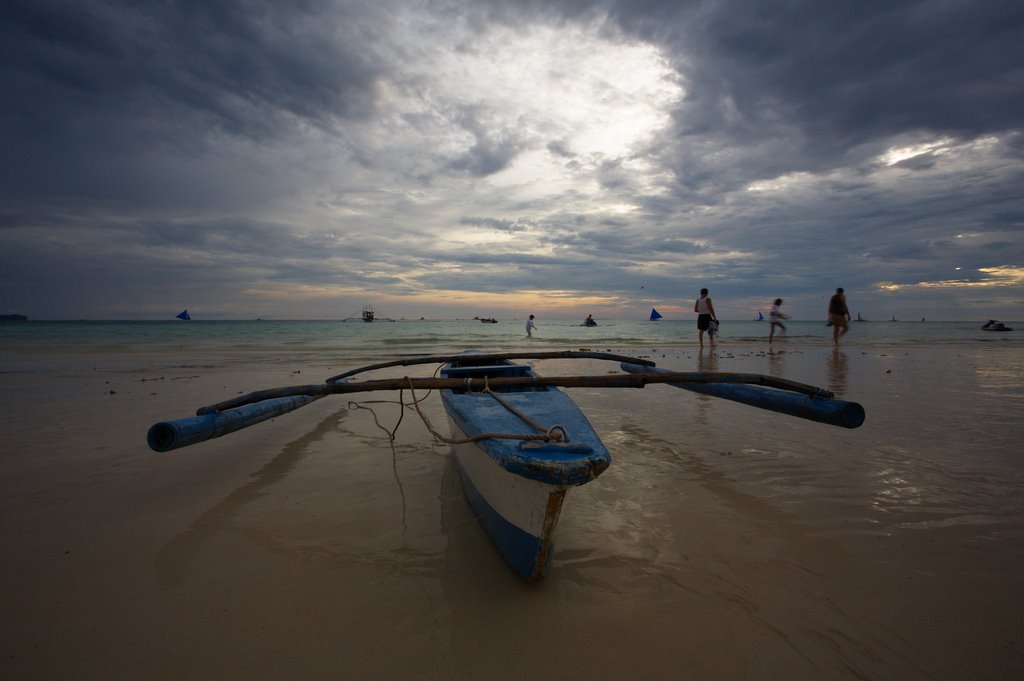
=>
[827,348,849,395]
[694,347,718,425]
[767,347,786,378]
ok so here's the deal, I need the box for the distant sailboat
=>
[757,311,765,321]
[176,310,191,321]
[854,312,866,322]
[361,305,375,322]
[649,308,663,321]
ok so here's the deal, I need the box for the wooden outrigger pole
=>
[619,363,864,429]
[147,352,865,453]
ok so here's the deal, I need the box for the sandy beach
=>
[2,340,1023,680]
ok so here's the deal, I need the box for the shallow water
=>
[2,318,1020,370]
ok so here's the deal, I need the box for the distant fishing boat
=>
[176,310,191,321]
[649,308,663,321]
[147,350,866,581]
[361,305,374,322]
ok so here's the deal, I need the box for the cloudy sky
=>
[2,0,1022,321]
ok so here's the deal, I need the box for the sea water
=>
[2,319,1020,374]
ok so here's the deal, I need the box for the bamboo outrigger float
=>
[147,351,865,580]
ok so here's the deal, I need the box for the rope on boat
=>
[479,376,569,442]
[404,377,569,446]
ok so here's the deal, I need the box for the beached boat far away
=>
[146,351,865,581]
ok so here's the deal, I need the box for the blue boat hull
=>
[440,357,610,580]
[451,442,565,579]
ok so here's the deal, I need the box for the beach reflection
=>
[827,349,848,395]
[694,348,718,425]
[974,360,1024,399]
[696,346,718,374]
[767,348,787,377]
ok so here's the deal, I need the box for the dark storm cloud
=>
[459,217,531,233]
[3,0,382,133]
[446,104,529,176]
[1,0,382,199]
[538,223,704,258]
[546,140,577,158]
[603,0,1024,191]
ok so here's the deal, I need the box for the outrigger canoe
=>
[147,350,866,581]
[440,353,611,580]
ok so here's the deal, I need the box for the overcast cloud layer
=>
[2,0,1022,321]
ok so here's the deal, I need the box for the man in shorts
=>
[694,288,718,347]
[828,288,851,345]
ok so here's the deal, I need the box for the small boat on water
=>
[756,311,764,321]
[649,308,663,321]
[146,350,865,581]
[176,309,191,321]
[982,319,1013,331]
[361,305,375,322]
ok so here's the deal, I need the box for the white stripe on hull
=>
[449,423,567,540]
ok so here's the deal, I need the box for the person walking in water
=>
[525,314,537,337]
[828,288,851,345]
[694,288,718,347]
[769,298,788,342]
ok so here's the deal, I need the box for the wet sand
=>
[2,344,1023,680]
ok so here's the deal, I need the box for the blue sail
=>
[649,308,663,321]
[176,309,191,321]
[757,311,764,321]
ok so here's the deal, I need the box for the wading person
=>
[769,298,788,342]
[828,288,851,345]
[694,288,718,347]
